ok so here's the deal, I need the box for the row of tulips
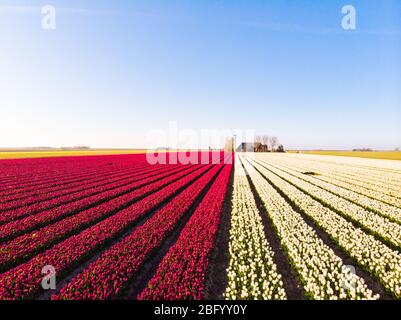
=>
[0,156,117,185]
[249,155,401,299]
[268,159,401,207]
[225,157,286,300]
[242,156,378,300]
[262,159,401,222]
[256,160,401,248]
[0,165,203,271]
[53,165,223,300]
[0,164,122,195]
[0,164,184,227]
[0,160,151,204]
[138,164,232,300]
[0,151,226,186]
[0,163,171,219]
[268,154,401,198]
[0,163,157,210]
[298,162,401,196]
[279,153,401,188]
[0,164,194,241]
[0,155,147,192]
[0,152,227,196]
[0,164,214,300]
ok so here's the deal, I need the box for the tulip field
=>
[0,151,401,300]
[228,153,401,300]
[0,152,233,300]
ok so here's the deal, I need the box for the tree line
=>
[254,135,284,152]
[224,135,285,152]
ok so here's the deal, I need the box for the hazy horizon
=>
[0,146,399,152]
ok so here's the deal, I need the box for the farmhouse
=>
[237,142,268,152]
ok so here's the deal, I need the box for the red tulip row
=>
[0,152,226,189]
[138,164,232,300]
[53,164,223,300]
[0,153,144,175]
[0,164,191,240]
[0,156,106,183]
[0,163,179,223]
[0,165,203,271]
[0,159,152,203]
[0,155,148,193]
[0,151,224,185]
[0,155,145,187]
[0,163,157,210]
[0,158,149,197]
[0,164,214,300]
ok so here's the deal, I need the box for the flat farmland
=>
[229,152,401,300]
[288,150,401,161]
[1,152,401,300]
[0,152,233,300]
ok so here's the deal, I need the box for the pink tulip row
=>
[0,155,148,193]
[0,150,226,195]
[0,158,150,198]
[0,151,223,185]
[0,164,191,240]
[0,150,228,197]
[138,164,231,300]
[0,164,213,300]
[0,163,157,211]
[0,152,226,189]
[0,165,203,271]
[0,156,109,183]
[0,161,151,204]
[0,153,144,176]
[0,163,180,223]
[53,165,223,300]
[0,155,126,182]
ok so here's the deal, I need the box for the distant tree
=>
[276,145,285,153]
[395,147,400,152]
[352,148,372,152]
[254,135,262,144]
[269,136,279,152]
[262,135,270,151]
[73,145,90,150]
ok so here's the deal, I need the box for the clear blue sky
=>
[1,0,400,149]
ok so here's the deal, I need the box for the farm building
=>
[237,142,268,152]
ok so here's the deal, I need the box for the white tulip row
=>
[240,155,378,300]
[264,159,401,219]
[315,171,401,199]
[264,157,401,207]
[258,154,401,199]
[270,153,401,189]
[254,159,401,248]
[280,152,401,173]
[305,167,401,207]
[225,157,286,300]
[246,156,401,299]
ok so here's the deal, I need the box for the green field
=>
[289,150,401,161]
